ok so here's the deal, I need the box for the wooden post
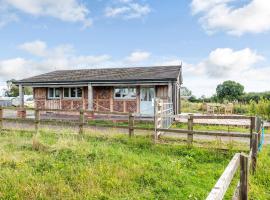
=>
[34,109,40,135]
[251,133,258,174]
[79,109,85,135]
[19,84,24,108]
[128,112,134,137]
[88,84,93,111]
[154,98,161,143]
[187,114,194,147]
[0,106,3,130]
[240,154,248,200]
[250,116,255,149]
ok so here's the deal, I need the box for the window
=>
[63,88,82,98]
[48,88,61,99]
[114,88,136,99]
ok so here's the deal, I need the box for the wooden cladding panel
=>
[34,88,47,99]
[156,85,168,99]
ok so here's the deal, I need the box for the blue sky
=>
[0,0,270,97]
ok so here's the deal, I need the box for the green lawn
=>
[0,129,236,200]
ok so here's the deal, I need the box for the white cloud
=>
[126,51,151,62]
[191,0,270,35]
[199,48,264,77]
[0,40,111,81]
[0,0,92,27]
[181,48,269,96]
[105,1,151,19]
[18,40,47,57]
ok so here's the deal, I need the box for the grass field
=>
[0,129,237,200]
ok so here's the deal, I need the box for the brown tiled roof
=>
[15,65,182,84]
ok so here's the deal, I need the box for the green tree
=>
[180,86,192,97]
[4,79,32,97]
[216,80,244,102]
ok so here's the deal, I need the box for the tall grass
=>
[249,145,270,199]
[249,99,270,120]
[0,129,236,200]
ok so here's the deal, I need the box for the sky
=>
[0,0,270,97]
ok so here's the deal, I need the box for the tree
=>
[216,80,244,102]
[4,79,33,97]
[180,86,192,97]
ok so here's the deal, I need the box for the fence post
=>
[79,109,85,135]
[251,133,258,174]
[256,117,262,146]
[250,116,255,149]
[240,154,248,200]
[154,98,161,143]
[0,106,3,131]
[34,109,40,135]
[128,112,134,137]
[187,114,194,147]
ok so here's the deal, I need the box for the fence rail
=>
[0,106,258,146]
[206,119,263,200]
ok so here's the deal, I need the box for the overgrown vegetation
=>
[249,145,270,199]
[249,98,270,120]
[0,129,237,199]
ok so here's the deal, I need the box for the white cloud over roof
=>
[191,0,270,35]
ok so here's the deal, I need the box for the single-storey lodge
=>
[14,65,183,116]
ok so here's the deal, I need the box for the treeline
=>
[188,91,270,103]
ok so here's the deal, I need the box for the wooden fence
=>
[0,107,258,147]
[206,120,263,200]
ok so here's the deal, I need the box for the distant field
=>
[0,130,236,200]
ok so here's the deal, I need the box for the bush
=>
[248,99,270,120]
[233,104,248,114]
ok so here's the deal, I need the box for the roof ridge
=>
[52,65,181,72]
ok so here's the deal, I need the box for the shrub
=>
[233,104,248,114]
[248,98,270,120]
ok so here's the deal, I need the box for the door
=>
[140,87,155,115]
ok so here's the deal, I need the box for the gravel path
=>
[176,113,270,127]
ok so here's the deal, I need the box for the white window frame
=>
[47,88,61,99]
[63,87,82,99]
[114,87,136,100]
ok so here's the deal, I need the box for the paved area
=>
[176,113,270,127]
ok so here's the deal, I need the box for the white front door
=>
[140,87,155,115]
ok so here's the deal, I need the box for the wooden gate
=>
[154,98,174,140]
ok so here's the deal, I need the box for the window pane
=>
[149,88,155,101]
[129,88,136,98]
[71,88,76,98]
[55,88,60,98]
[64,88,69,97]
[77,88,82,97]
[142,89,147,101]
[48,88,54,98]
[114,88,121,98]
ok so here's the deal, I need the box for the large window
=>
[114,88,136,99]
[63,88,82,98]
[48,88,61,99]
